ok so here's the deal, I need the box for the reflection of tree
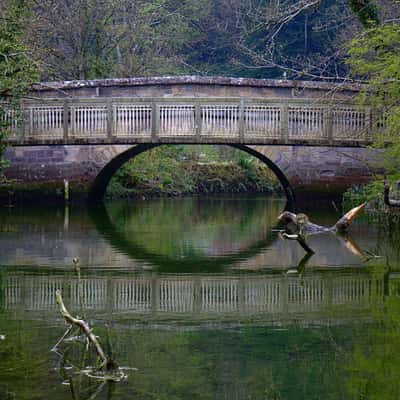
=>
[0,279,377,400]
[105,197,282,258]
[115,326,350,400]
[285,251,314,277]
[346,264,400,399]
[54,348,117,400]
[91,198,283,272]
[0,320,48,400]
[374,222,400,270]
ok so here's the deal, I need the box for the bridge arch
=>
[88,144,296,207]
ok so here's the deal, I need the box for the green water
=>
[0,196,400,399]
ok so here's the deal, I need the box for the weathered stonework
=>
[31,75,360,100]
[250,145,380,195]
[3,144,381,204]
[4,145,131,185]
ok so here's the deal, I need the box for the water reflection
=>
[1,198,400,400]
[1,265,399,400]
[0,197,386,271]
[1,268,395,326]
[92,198,283,271]
[345,264,400,399]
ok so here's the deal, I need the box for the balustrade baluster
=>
[8,97,376,145]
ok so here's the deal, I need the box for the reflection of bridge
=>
[2,272,391,323]
[3,77,382,202]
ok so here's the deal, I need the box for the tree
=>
[26,0,390,81]
[188,0,397,80]
[0,0,38,178]
[27,0,210,80]
[347,22,400,183]
[188,0,363,80]
[348,0,380,27]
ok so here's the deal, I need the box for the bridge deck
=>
[4,97,381,147]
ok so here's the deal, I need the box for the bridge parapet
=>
[4,97,380,147]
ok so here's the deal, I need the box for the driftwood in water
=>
[280,232,315,253]
[384,180,400,208]
[280,212,315,254]
[334,203,366,232]
[278,203,366,254]
[278,203,366,235]
[55,289,116,371]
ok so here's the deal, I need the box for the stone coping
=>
[31,75,362,92]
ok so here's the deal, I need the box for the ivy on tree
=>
[348,0,380,27]
[0,0,37,176]
[348,22,400,184]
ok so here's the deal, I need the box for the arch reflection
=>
[90,197,284,272]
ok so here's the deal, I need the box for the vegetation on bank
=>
[106,146,281,199]
[344,19,400,214]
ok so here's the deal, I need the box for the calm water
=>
[0,196,400,400]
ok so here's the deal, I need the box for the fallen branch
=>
[278,203,366,234]
[278,204,366,254]
[281,232,315,254]
[55,289,114,371]
[51,324,74,352]
[335,203,366,232]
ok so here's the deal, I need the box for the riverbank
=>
[103,145,281,199]
[343,181,400,221]
[0,180,90,205]
[106,161,281,199]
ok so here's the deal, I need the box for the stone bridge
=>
[2,76,383,204]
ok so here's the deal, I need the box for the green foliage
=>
[348,0,380,28]
[346,264,400,400]
[29,0,211,79]
[348,24,400,173]
[0,1,37,99]
[26,0,387,80]
[107,146,279,198]
[346,22,400,210]
[237,153,255,170]
[343,180,384,209]
[109,146,195,197]
[0,0,38,177]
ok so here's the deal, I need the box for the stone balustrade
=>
[3,97,379,147]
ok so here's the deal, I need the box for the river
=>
[0,196,399,399]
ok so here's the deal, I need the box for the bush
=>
[106,146,280,198]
